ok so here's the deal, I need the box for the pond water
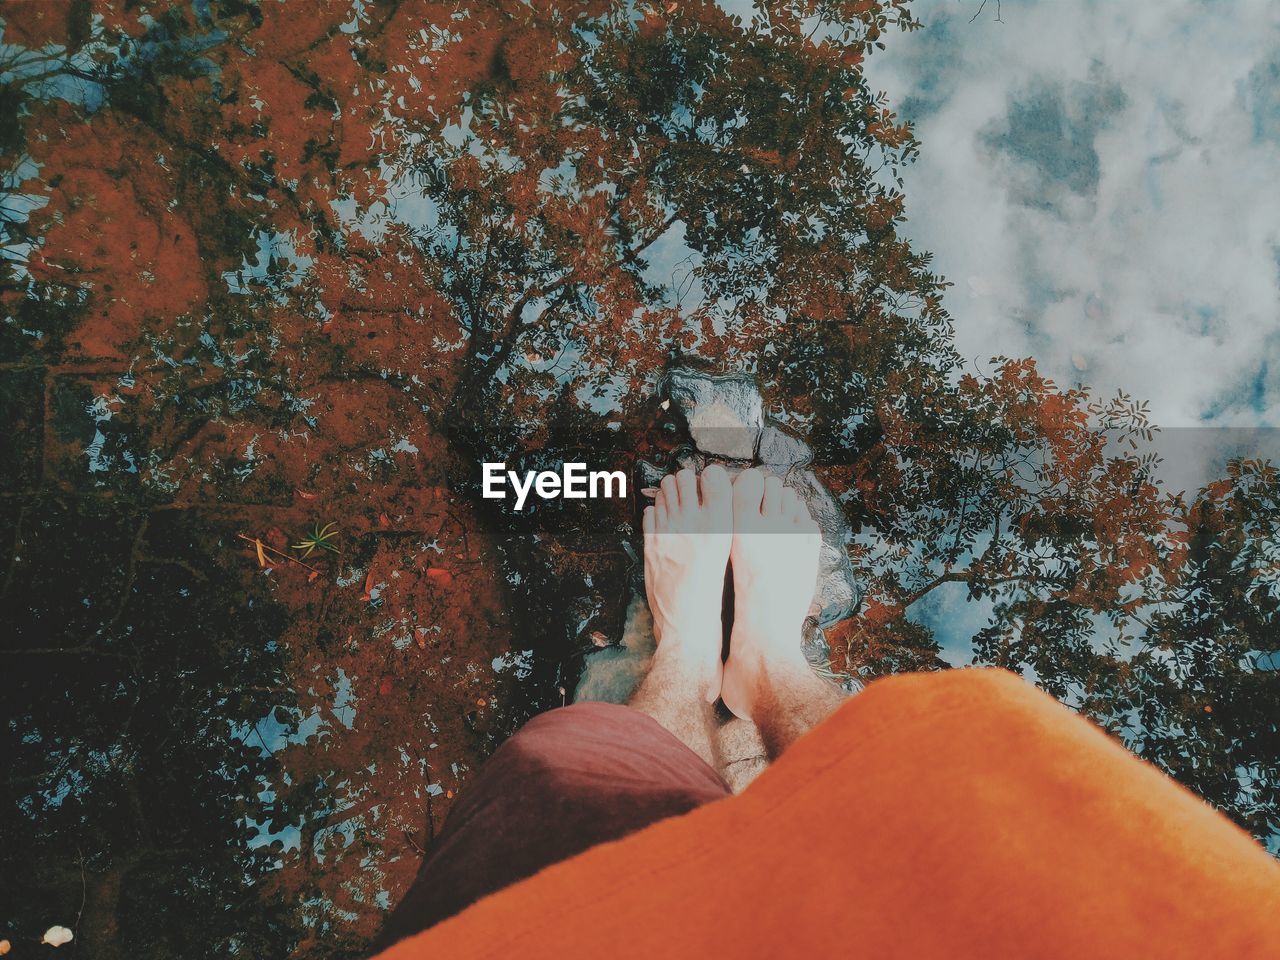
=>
[0,4,648,955]
[3,2,1277,958]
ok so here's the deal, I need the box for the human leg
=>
[377,701,728,947]
[721,467,843,758]
[628,464,733,767]
[377,669,1280,960]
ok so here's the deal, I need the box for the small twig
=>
[402,829,427,857]
[251,721,273,754]
[969,0,1003,23]
[235,534,321,574]
[74,847,86,935]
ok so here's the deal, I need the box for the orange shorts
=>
[376,669,1280,959]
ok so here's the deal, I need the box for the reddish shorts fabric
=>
[378,701,730,947]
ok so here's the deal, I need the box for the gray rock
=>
[578,367,864,703]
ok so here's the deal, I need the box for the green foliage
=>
[292,521,341,558]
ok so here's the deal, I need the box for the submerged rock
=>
[578,367,863,703]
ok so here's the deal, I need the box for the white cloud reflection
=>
[864,0,1280,438]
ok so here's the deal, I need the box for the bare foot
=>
[642,466,733,701]
[721,468,822,720]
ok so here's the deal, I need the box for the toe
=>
[784,488,812,525]
[732,467,765,520]
[763,474,784,515]
[700,464,732,519]
[656,478,675,527]
[660,474,679,513]
[675,467,698,508]
[643,504,655,534]
[782,485,801,515]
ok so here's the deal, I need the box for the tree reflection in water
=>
[1,2,1276,957]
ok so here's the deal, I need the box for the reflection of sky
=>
[709,1,1280,663]
[856,1,1280,659]
[863,0,1280,432]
